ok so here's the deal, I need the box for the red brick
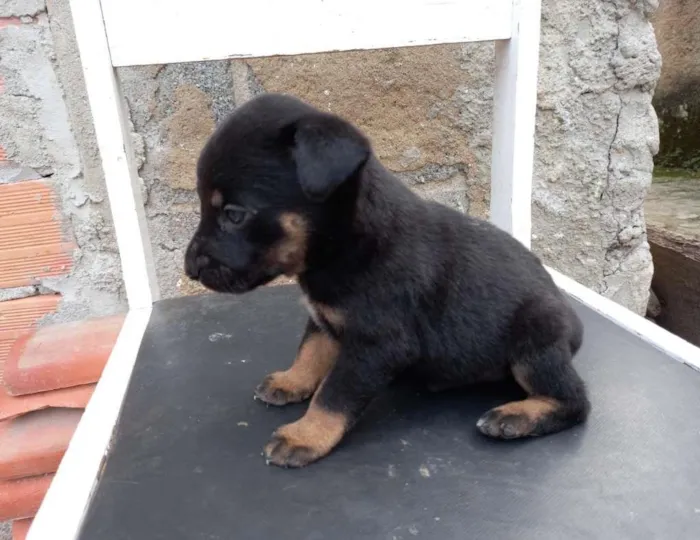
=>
[3,314,124,396]
[0,384,94,422]
[0,474,53,521]
[0,408,83,480]
[0,181,74,289]
[12,518,32,540]
[0,295,61,373]
[0,18,22,29]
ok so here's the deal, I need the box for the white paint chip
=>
[208,332,232,342]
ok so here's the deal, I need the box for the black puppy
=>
[185,93,590,468]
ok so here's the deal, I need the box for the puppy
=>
[185,93,590,468]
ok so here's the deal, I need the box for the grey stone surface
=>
[0,521,9,540]
[0,1,125,322]
[2,0,661,315]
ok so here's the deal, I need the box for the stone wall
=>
[0,0,662,319]
[119,0,661,313]
[652,0,700,171]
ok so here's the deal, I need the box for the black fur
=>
[185,93,590,467]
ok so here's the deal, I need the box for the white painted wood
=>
[489,0,542,248]
[548,267,700,371]
[70,0,159,308]
[101,0,514,67]
[47,2,699,539]
[28,308,152,540]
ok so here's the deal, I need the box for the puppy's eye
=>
[223,205,250,227]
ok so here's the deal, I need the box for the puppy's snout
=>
[185,238,209,280]
[186,255,210,280]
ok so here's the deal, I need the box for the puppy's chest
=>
[300,295,343,336]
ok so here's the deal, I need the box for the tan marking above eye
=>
[210,190,223,208]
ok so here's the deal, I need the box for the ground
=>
[647,174,700,257]
[645,175,700,345]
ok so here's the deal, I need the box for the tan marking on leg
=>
[495,396,560,423]
[255,332,340,405]
[255,333,338,405]
[272,402,347,456]
[478,396,562,439]
[210,189,223,208]
[264,389,348,467]
[269,212,307,276]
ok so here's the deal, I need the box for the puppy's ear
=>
[291,114,370,201]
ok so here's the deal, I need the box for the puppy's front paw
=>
[254,372,313,406]
[263,406,347,468]
[264,430,321,468]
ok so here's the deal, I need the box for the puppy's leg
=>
[255,319,338,406]
[477,296,590,439]
[264,344,400,467]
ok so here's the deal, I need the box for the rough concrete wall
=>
[0,0,124,322]
[45,0,659,314]
[116,49,489,298]
[652,0,700,170]
[532,0,660,313]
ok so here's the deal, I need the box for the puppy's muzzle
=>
[184,238,209,280]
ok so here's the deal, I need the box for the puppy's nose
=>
[185,238,210,280]
[185,254,210,280]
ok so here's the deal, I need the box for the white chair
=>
[28,1,700,539]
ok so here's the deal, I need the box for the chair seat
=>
[78,286,700,540]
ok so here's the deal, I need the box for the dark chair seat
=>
[79,286,700,540]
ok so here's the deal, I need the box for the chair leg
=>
[67,0,159,308]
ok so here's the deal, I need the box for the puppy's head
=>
[185,94,370,293]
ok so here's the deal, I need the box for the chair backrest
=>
[103,0,515,66]
[69,0,542,309]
